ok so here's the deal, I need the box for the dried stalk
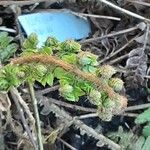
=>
[100,34,140,63]
[108,53,129,65]
[80,25,139,44]
[125,103,150,112]
[57,137,78,150]
[0,111,5,150]
[11,87,35,129]
[10,86,37,150]
[36,85,59,95]
[28,83,43,150]
[72,12,121,21]
[97,0,150,23]
[0,0,55,6]
[127,0,150,7]
[45,97,96,113]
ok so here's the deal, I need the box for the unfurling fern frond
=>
[0,34,128,121]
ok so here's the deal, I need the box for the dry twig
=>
[10,87,35,129]
[10,86,37,150]
[28,83,43,150]
[72,12,121,21]
[57,137,78,150]
[125,103,150,111]
[36,85,59,95]
[97,0,150,23]
[108,53,129,65]
[44,97,96,113]
[80,25,139,44]
[100,34,140,63]
[0,27,16,33]
[0,0,54,6]
[127,0,150,7]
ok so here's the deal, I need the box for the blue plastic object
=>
[18,10,91,46]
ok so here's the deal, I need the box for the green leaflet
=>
[73,86,85,98]
[0,43,17,62]
[40,72,54,86]
[59,40,81,53]
[108,78,124,92]
[22,35,53,56]
[81,55,98,66]
[0,32,18,62]
[54,67,67,79]
[59,79,86,102]
[96,65,116,79]
[4,65,20,86]
[76,80,93,93]
[54,67,73,82]
[61,54,77,64]
[77,52,98,73]
[63,93,76,102]
[135,108,150,137]
[141,136,150,150]
[45,37,59,48]
[82,65,97,73]
[22,33,39,56]
[0,32,13,48]
[135,108,150,124]
[132,136,145,150]
[0,65,21,90]
[59,84,75,101]
[20,64,46,83]
[79,56,92,65]
[143,124,150,137]
[23,33,38,49]
[89,89,102,106]
[40,46,53,55]
[0,76,9,91]
[54,67,85,101]
[59,84,84,102]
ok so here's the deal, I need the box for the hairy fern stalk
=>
[12,54,117,98]
[0,33,127,121]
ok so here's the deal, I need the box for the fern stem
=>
[11,54,116,98]
[11,54,128,108]
[28,82,43,150]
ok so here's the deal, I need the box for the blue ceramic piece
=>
[18,10,91,46]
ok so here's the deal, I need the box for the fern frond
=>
[11,54,120,99]
[0,32,18,62]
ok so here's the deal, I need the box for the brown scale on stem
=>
[11,54,127,107]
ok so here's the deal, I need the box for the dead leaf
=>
[0,92,11,112]
[45,128,60,144]
[125,48,147,88]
